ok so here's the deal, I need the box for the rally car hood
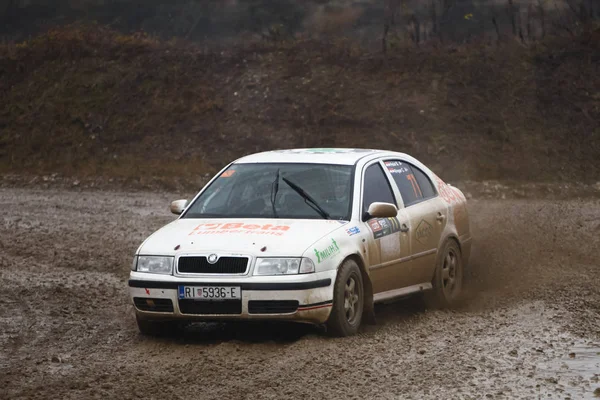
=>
[137,218,349,257]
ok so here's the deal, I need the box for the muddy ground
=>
[1,187,599,399]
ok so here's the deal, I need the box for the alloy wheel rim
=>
[344,275,360,324]
[441,249,459,297]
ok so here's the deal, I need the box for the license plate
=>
[178,286,241,300]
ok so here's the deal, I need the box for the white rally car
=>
[129,148,472,337]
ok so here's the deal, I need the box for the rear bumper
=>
[128,270,336,324]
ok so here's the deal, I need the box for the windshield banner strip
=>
[128,279,332,291]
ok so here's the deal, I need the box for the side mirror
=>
[170,199,189,215]
[364,202,398,220]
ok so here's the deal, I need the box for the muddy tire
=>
[136,315,179,337]
[327,259,364,337]
[428,239,463,308]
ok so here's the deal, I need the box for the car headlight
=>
[299,258,315,274]
[254,258,315,275]
[136,256,174,275]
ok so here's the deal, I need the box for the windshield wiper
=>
[270,168,280,218]
[282,177,331,220]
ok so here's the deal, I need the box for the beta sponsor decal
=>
[415,219,433,244]
[189,222,291,236]
[368,217,401,239]
[314,238,340,263]
[346,226,360,236]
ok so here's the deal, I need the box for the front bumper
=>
[128,270,336,324]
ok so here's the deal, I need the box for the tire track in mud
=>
[0,188,599,399]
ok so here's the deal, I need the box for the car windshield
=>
[182,163,353,220]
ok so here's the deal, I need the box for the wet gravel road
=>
[1,188,599,399]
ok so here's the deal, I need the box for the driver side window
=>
[362,163,396,214]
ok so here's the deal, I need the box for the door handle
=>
[399,224,409,233]
[436,212,445,221]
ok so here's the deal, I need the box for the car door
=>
[382,159,447,286]
[360,161,412,294]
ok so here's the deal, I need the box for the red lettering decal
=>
[203,223,220,230]
[451,186,464,201]
[261,224,273,230]
[435,176,457,204]
[270,225,290,231]
[221,223,244,230]
[189,224,204,235]
[243,224,261,230]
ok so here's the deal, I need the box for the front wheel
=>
[327,259,364,337]
[429,239,463,308]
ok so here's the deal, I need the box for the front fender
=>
[302,225,366,274]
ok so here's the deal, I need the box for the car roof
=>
[234,148,408,166]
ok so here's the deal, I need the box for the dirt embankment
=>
[0,187,599,399]
[1,25,599,188]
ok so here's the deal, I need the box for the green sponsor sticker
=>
[314,238,340,263]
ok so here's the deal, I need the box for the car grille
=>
[133,298,174,312]
[177,256,249,274]
[248,300,299,314]
[178,299,242,315]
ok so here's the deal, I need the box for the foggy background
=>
[1,0,597,46]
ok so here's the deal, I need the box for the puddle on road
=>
[537,340,600,398]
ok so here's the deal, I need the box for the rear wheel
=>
[429,240,463,308]
[327,259,364,337]
[136,315,180,337]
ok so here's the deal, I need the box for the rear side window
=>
[362,163,396,213]
[412,166,436,199]
[384,160,436,206]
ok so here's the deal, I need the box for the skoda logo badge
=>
[207,254,218,264]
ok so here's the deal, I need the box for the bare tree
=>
[507,0,518,37]
[564,0,594,23]
[382,0,401,54]
[434,0,455,43]
[491,3,501,42]
[527,3,534,41]
[430,0,438,37]
[537,0,546,39]
[408,13,421,45]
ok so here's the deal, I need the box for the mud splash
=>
[537,341,600,398]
